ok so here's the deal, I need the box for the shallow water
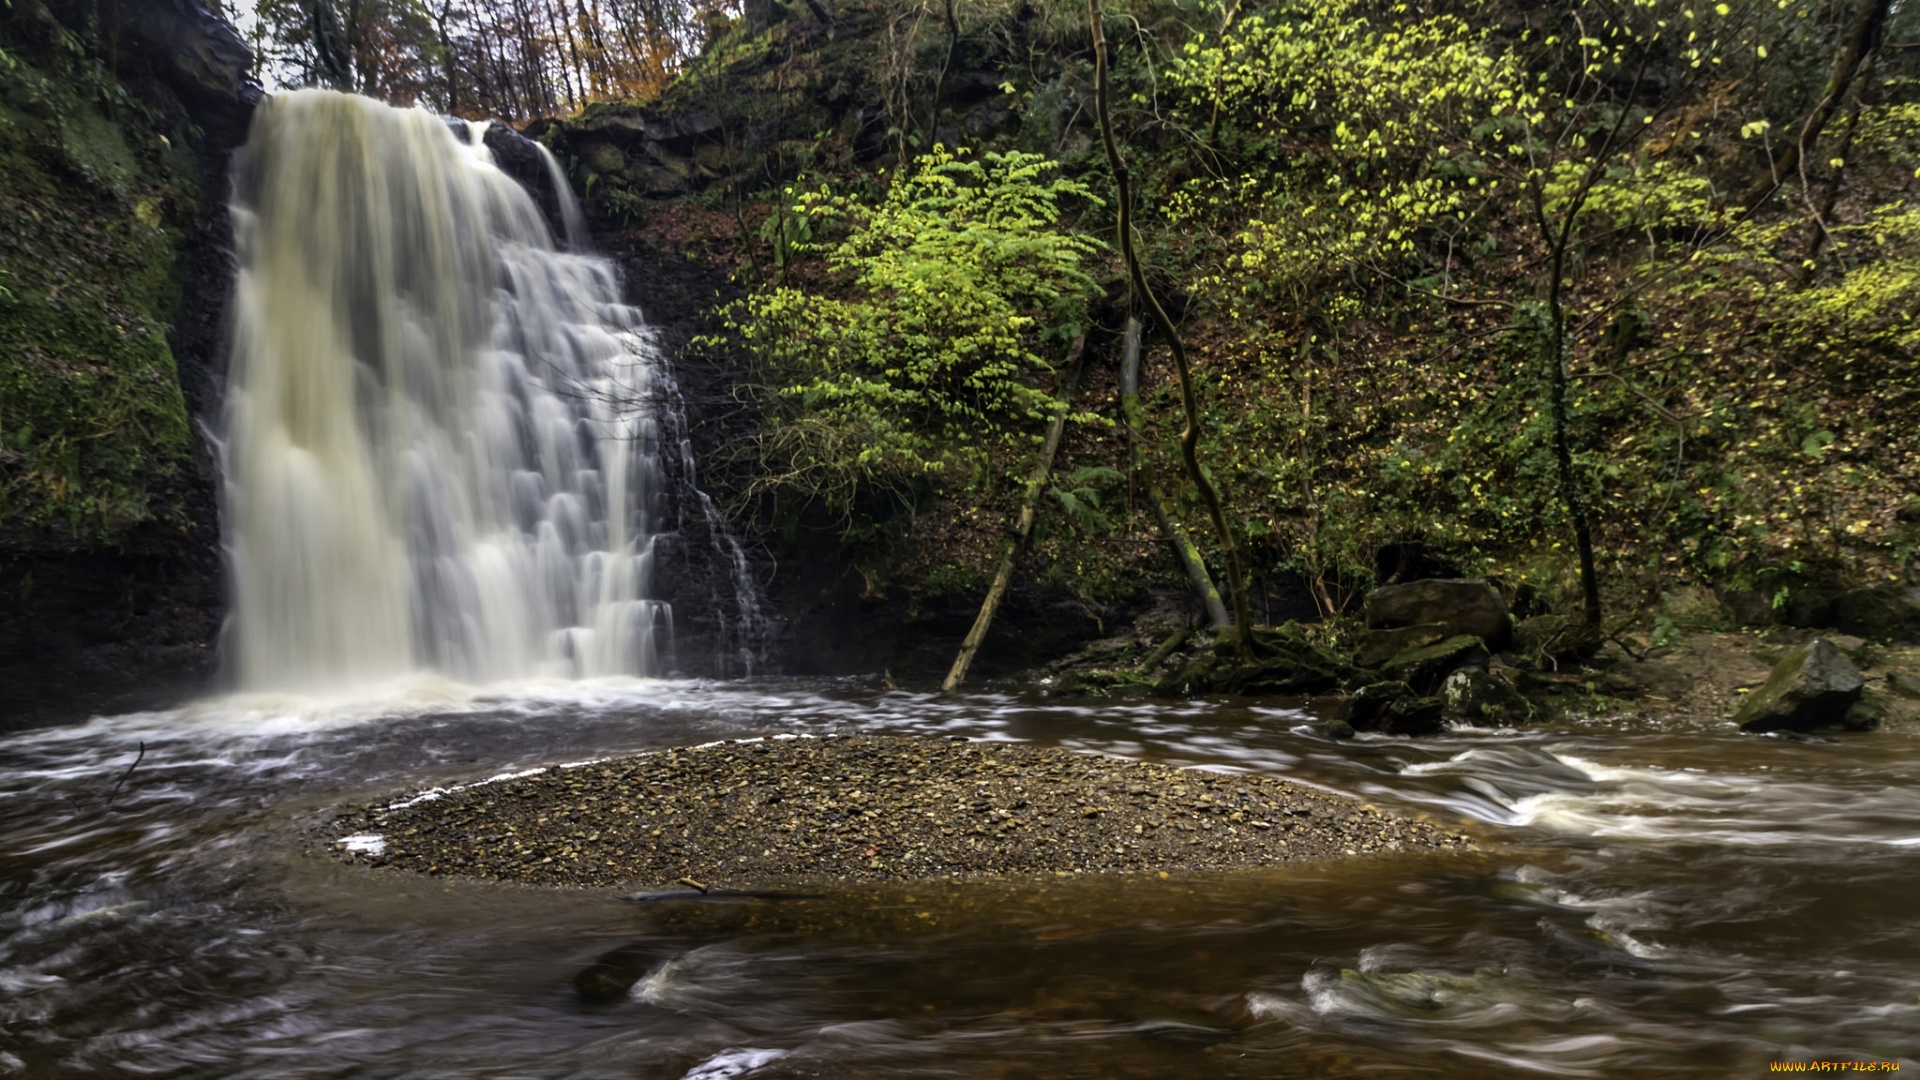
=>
[1,680,1914,1077]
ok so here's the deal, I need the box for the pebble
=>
[322,735,1472,888]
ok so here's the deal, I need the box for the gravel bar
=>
[323,735,1472,888]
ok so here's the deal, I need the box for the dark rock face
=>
[1,0,258,730]
[87,0,260,144]
[471,122,580,246]
[1366,579,1510,645]
[1514,614,1573,664]
[1832,587,1920,643]
[1735,639,1866,733]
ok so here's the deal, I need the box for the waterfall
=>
[220,90,761,691]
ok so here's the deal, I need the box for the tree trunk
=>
[1737,0,1892,214]
[1089,0,1259,659]
[1119,318,1229,629]
[941,336,1088,692]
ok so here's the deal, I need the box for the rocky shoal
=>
[321,735,1472,888]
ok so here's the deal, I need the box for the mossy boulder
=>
[1440,668,1532,726]
[1381,635,1488,694]
[1352,623,1448,668]
[1735,639,1866,734]
[1366,579,1510,645]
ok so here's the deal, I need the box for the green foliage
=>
[1047,465,1125,536]
[714,146,1104,527]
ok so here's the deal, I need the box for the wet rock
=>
[580,141,626,175]
[1342,681,1412,728]
[1735,638,1866,733]
[1352,624,1448,668]
[1154,654,1219,697]
[1843,694,1888,732]
[1380,695,1447,736]
[1366,579,1510,645]
[86,0,261,142]
[1342,680,1446,735]
[1381,635,1488,694]
[1440,668,1532,726]
[574,943,656,1003]
[1889,671,1920,700]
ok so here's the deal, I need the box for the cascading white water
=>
[221,89,697,690]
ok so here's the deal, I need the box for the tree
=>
[713,146,1105,530]
[1091,0,1259,656]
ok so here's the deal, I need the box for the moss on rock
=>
[0,26,198,543]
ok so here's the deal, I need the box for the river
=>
[0,680,1912,1077]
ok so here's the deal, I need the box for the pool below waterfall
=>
[1,679,1914,1078]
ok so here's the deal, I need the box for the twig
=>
[107,741,145,807]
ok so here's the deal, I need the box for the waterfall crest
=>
[222,90,733,690]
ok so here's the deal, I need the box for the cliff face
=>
[0,0,257,729]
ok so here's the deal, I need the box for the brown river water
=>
[1,678,1914,1078]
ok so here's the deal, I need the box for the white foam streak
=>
[1411,745,1920,848]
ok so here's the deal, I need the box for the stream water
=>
[0,682,1913,1078]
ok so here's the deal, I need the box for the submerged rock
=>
[1735,639,1866,733]
[1365,579,1510,644]
[1332,968,1527,1016]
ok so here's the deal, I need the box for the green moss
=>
[0,33,197,542]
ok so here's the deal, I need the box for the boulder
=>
[580,141,627,175]
[1843,694,1888,732]
[1352,623,1448,669]
[1889,671,1920,700]
[1366,579,1510,645]
[1734,639,1866,733]
[1381,635,1488,694]
[1440,669,1532,726]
